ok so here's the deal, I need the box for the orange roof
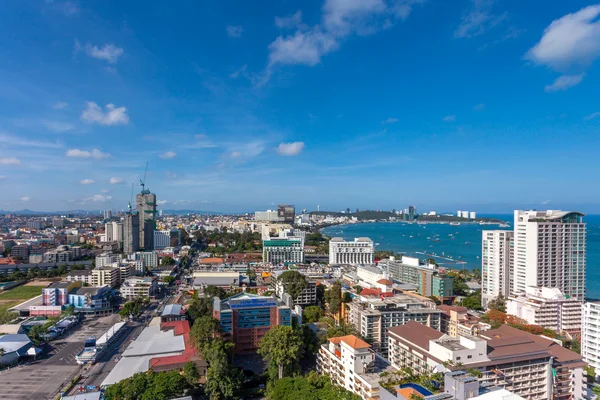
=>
[199,257,224,264]
[377,279,393,285]
[328,335,370,349]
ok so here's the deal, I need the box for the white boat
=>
[450,222,461,226]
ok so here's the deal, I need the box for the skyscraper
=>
[105,221,124,246]
[124,212,140,254]
[513,210,586,300]
[136,191,157,250]
[277,204,295,223]
[481,230,514,307]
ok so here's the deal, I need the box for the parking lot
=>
[0,314,122,399]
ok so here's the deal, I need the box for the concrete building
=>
[254,210,283,222]
[135,251,158,268]
[356,264,388,287]
[153,230,172,250]
[42,249,73,263]
[103,210,113,220]
[92,266,120,288]
[262,237,304,264]
[192,271,240,288]
[96,252,122,268]
[506,286,582,335]
[277,204,295,223]
[117,263,135,284]
[0,334,34,365]
[438,305,491,337]
[329,237,375,265]
[66,269,93,286]
[123,212,140,254]
[213,293,291,353]
[348,292,441,357]
[386,256,454,299]
[513,210,586,300]
[105,221,123,245]
[136,191,157,250]
[317,335,381,400]
[388,321,586,400]
[27,220,44,230]
[10,244,29,260]
[120,277,157,300]
[481,230,514,308]
[271,270,317,306]
[582,301,600,376]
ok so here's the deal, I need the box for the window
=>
[456,356,461,360]
[467,355,472,359]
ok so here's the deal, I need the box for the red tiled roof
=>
[329,335,371,350]
[151,320,202,368]
[376,279,394,285]
[199,257,224,264]
[161,320,191,336]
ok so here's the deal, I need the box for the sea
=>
[322,214,600,299]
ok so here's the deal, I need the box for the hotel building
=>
[582,301,600,376]
[481,230,514,307]
[329,237,375,265]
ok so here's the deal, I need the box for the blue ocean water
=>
[322,214,600,299]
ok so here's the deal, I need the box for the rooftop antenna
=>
[139,162,150,194]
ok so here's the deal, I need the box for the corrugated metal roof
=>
[161,304,182,317]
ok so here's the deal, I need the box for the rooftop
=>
[328,335,371,350]
[387,320,445,351]
[161,304,183,317]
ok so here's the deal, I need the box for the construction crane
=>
[139,162,150,194]
[128,182,135,213]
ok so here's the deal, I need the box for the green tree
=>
[183,361,200,386]
[163,276,175,284]
[325,281,342,315]
[354,285,363,295]
[0,309,18,324]
[268,372,361,400]
[246,268,257,280]
[62,305,75,317]
[278,271,308,301]
[190,315,221,351]
[467,367,483,378]
[487,294,507,312]
[203,340,242,400]
[161,256,175,266]
[258,325,304,380]
[303,306,324,324]
[204,285,226,299]
[459,292,484,311]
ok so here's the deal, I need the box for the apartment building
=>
[481,230,514,307]
[438,305,491,337]
[329,237,375,265]
[92,266,120,288]
[120,277,157,300]
[213,293,291,353]
[262,237,304,264]
[96,252,122,268]
[66,269,93,286]
[11,244,30,260]
[513,210,586,300]
[507,286,582,335]
[386,256,453,299]
[317,335,382,400]
[348,292,441,357]
[271,270,317,306]
[135,251,158,268]
[581,301,600,376]
[356,264,388,287]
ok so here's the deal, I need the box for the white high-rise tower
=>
[481,230,514,307]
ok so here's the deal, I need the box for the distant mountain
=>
[0,209,102,216]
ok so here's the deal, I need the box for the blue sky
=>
[1,0,600,213]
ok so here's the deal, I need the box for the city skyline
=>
[1,1,600,212]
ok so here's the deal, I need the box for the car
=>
[114,357,120,363]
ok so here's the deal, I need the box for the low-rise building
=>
[92,266,120,288]
[386,256,454,299]
[348,292,441,357]
[213,293,291,353]
[192,271,240,289]
[120,277,157,300]
[506,286,582,335]
[438,305,491,337]
[96,252,122,268]
[356,264,389,288]
[65,269,93,285]
[0,334,34,365]
[317,335,381,400]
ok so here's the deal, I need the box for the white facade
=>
[513,210,586,300]
[481,230,514,308]
[469,211,476,219]
[120,277,157,300]
[461,211,469,219]
[153,230,170,250]
[582,302,600,376]
[254,210,283,222]
[262,238,304,264]
[329,237,375,265]
[105,221,123,243]
[317,336,378,400]
[356,264,388,287]
[506,286,582,333]
[134,251,158,268]
[96,252,122,268]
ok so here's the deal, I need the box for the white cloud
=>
[265,0,422,76]
[275,11,303,29]
[226,25,243,38]
[0,134,62,149]
[84,194,112,202]
[156,200,168,205]
[42,120,74,132]
[20,196,31,202]
[53,101,68,109]
[230,65,247,79]
[473,103,486,111]
[77,41,124,64]
[584,111,600,121]
[109,177,125,184]
[276,141,305,156]
[66,148,111,159]
[230,151,242,158]
[443,115,456,122]
[81,102,129,125]
[526,5,600,70]
[0,157,21,165]
[159,151,177,159]
[544,73,585,92]
[454,0,507,39]
[382,117,399,124]
[541,200,551,205]
[80,178,95,185]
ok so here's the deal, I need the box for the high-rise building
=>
[124,212,140,254]
[513,210,586,300]
[277,204,295,223]
[105,221,124,245]
[262,237,304,263]
[154,230,170,250]
[481,230,514,307]
[136,191,157,250]
[103,210,112,220]
[582,301,600,376]
[329,237,374,265]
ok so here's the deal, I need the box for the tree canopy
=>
[258,325,304,380]
[278,270,308,301]
[190,315,221,351]
[487,294,507,312]
[103,370,188,400]
[303,306,323,324]
[325,281,342,315]
[268,372,361,400]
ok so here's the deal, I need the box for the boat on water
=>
[499,223,510,228]
[433,238,440,242]
[450,222,461,226]
[409,235,414,238]
[465,241,470,245]
[375,243,380,246]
